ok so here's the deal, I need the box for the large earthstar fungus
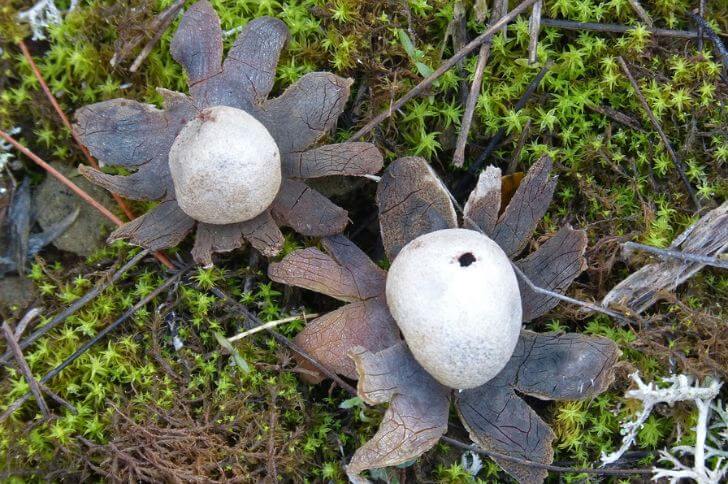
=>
[268,156,620,483]
[73,0,382,265]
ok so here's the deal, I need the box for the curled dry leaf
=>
[74,0,382,265]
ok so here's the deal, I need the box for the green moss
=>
[1,0,726,481]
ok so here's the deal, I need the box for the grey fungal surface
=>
[386,228,522,389]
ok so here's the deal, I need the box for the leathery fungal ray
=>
[268,155,621,483]
[73,0,383,265]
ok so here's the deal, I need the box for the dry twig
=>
[0,249,150,367]
[617,56,700,210]
[540,18,698,39]
[627,0,654,28]
[2,321,50,418]
[527,1,542,64]
[350,0,540,141]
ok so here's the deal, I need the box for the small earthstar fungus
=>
[73,0,382,265]
[268,156,620,483]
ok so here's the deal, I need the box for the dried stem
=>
[527,1,543,64]
[349,0,540,141]
[623,241,728,269]
[227,313,319,342]
[616,57,700,210]
[688,12,728,75]
[627,0,654,28]
[511,263,637,325]
[540,18,699,39]
[110,0,185,67]
[209,287,358,396]
[13,307,41,340]
[472,62,551,171]
[2,321,50,419]
[0,249,150,367]
[0,262,192,422]
[697,0,705,51]
[129,0,185,72]
[18,40,136,221]
[453,8,505,167]
[587,104,645,132]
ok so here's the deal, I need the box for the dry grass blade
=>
[227,313,319,342]
[623,241,728,269]
[1,322,50,419]
[617,57,700,210]
[0,262,192,422]
[350,0,540,141]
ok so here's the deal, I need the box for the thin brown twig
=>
[616,56,700,210]
[453,10,501,167]
[129,0,186,72]
[18,40,136,221]
[0,249,150,367]
[0,263,192,422]
[2,321,50,419]
[528,0,543,64]
[13,307,41,340]
[0,129,123,225]
[540,18,699,39]
[627,0,654,28]
[38,382,77,414]
[587,104,645,132]
[350,0,540,141]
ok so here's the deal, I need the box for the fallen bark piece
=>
[602,202,727,315]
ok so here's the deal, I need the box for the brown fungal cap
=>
[73,0,383,265]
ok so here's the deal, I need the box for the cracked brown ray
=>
[376,157,458,261]
[455,330,619,483]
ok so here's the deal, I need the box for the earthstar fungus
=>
[74,0,382,265]
[269,156,620,483]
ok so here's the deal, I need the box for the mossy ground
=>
[0,0,726,482]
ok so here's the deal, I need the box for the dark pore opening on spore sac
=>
[458,252,476,267]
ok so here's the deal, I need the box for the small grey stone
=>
[0,276,36,313]
[34,162,115,257]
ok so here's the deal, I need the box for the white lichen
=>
[17,0,79,41]
[0,127,22,176]
[601,372,725,484]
